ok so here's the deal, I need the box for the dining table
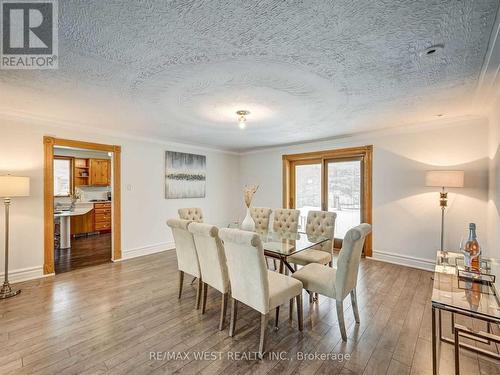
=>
[226,222,330,274]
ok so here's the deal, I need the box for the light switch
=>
[126,184,132,191]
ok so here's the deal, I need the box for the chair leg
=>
[259,313,269,358]
[350,289,360,323]
[336,299,347,341]
[296,294,303,331]
[201,283,208,314]
[229,298,238,337]
[279,260,284,274]
[275,306,280,329]
[289,298,294,320]
[195,277,203,310]
[178,271,184,299]
[293,264,297,271]
[273,259,277,270]
[219,292,228,331]
[308,290,313,303]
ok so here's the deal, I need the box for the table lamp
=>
[0,175,30,299]
[425,170,464,254]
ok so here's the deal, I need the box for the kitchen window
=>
[54,157,72,197]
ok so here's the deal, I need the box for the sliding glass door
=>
[326,159,362,239]
[285,146,372,254]
[293,161,322,230]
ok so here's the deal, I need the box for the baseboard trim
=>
[120,242,175,261]
[0,266,46,284]
[370,250,435,272]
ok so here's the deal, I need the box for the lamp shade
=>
[425,170,464,188]
[0,175,30,197]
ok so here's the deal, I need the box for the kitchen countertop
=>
[54,201,112,217]
[54,203,94,217]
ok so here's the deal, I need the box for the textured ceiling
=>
[0,0,498,151]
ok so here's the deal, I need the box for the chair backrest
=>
[178,208,204,222]
[306,210,336,253]
[167,219,200,277]
[188,222,229,294]
[250,207,272,234]
[218,228,270,314]
[272,208,300,233]
[335,223,372,299]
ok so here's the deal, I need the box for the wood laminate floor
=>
[54,233,112,274]
[1,250,498,374]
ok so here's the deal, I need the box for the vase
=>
[241,207,255,231]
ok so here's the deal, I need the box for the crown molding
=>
[239,115,486,155]
[0,109,240,156]
[475,1,500,110]
[0,110,489,157]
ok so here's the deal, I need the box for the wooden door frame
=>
[282,145,373,257]
[43,136,122,274]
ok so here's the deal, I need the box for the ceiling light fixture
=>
[236,110,250,129]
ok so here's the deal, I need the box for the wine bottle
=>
[464,223,481,271]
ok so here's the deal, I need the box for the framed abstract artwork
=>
[165,151,206,199]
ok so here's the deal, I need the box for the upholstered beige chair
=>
[188,222,230,330]
[178,208,204,222]
[272,208,300,233]
[167,219,203,309]
[250,207,272,234]
[288,211,337,268]
[292,223,372,341]
[218,228,304,356]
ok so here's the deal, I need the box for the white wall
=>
[0,117,241,281]
[488,96,500,258]
[0,114,493,280]
[239,118,490,269]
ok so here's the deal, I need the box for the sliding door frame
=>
[282,145,373,257]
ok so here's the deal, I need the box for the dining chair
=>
[250,207,272,234]
[250,207,277,269]
[188,222,230,330]
[218,227,304,357]
[287,210,336,268]
[271,208,300,273]
[167,219,203,309]
[272,208,300,233]
[291,223,372,341]
[178,208,204,222]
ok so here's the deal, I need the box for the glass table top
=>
[258,230,330,257]
[224,222,330,257]
[432,251,500,321]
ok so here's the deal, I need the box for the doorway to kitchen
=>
[43,137,121,275]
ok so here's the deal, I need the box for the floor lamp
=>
[425,170,464,255]
[0,175,30,299]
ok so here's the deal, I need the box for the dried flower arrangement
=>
[244,185,259,208]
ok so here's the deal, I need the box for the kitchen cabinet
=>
[73,158,90,188]
[90,159,111,186]
[94,202,112,232]
[70,209,95,236]
[69,202,111,236]
[73,158,111,188]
